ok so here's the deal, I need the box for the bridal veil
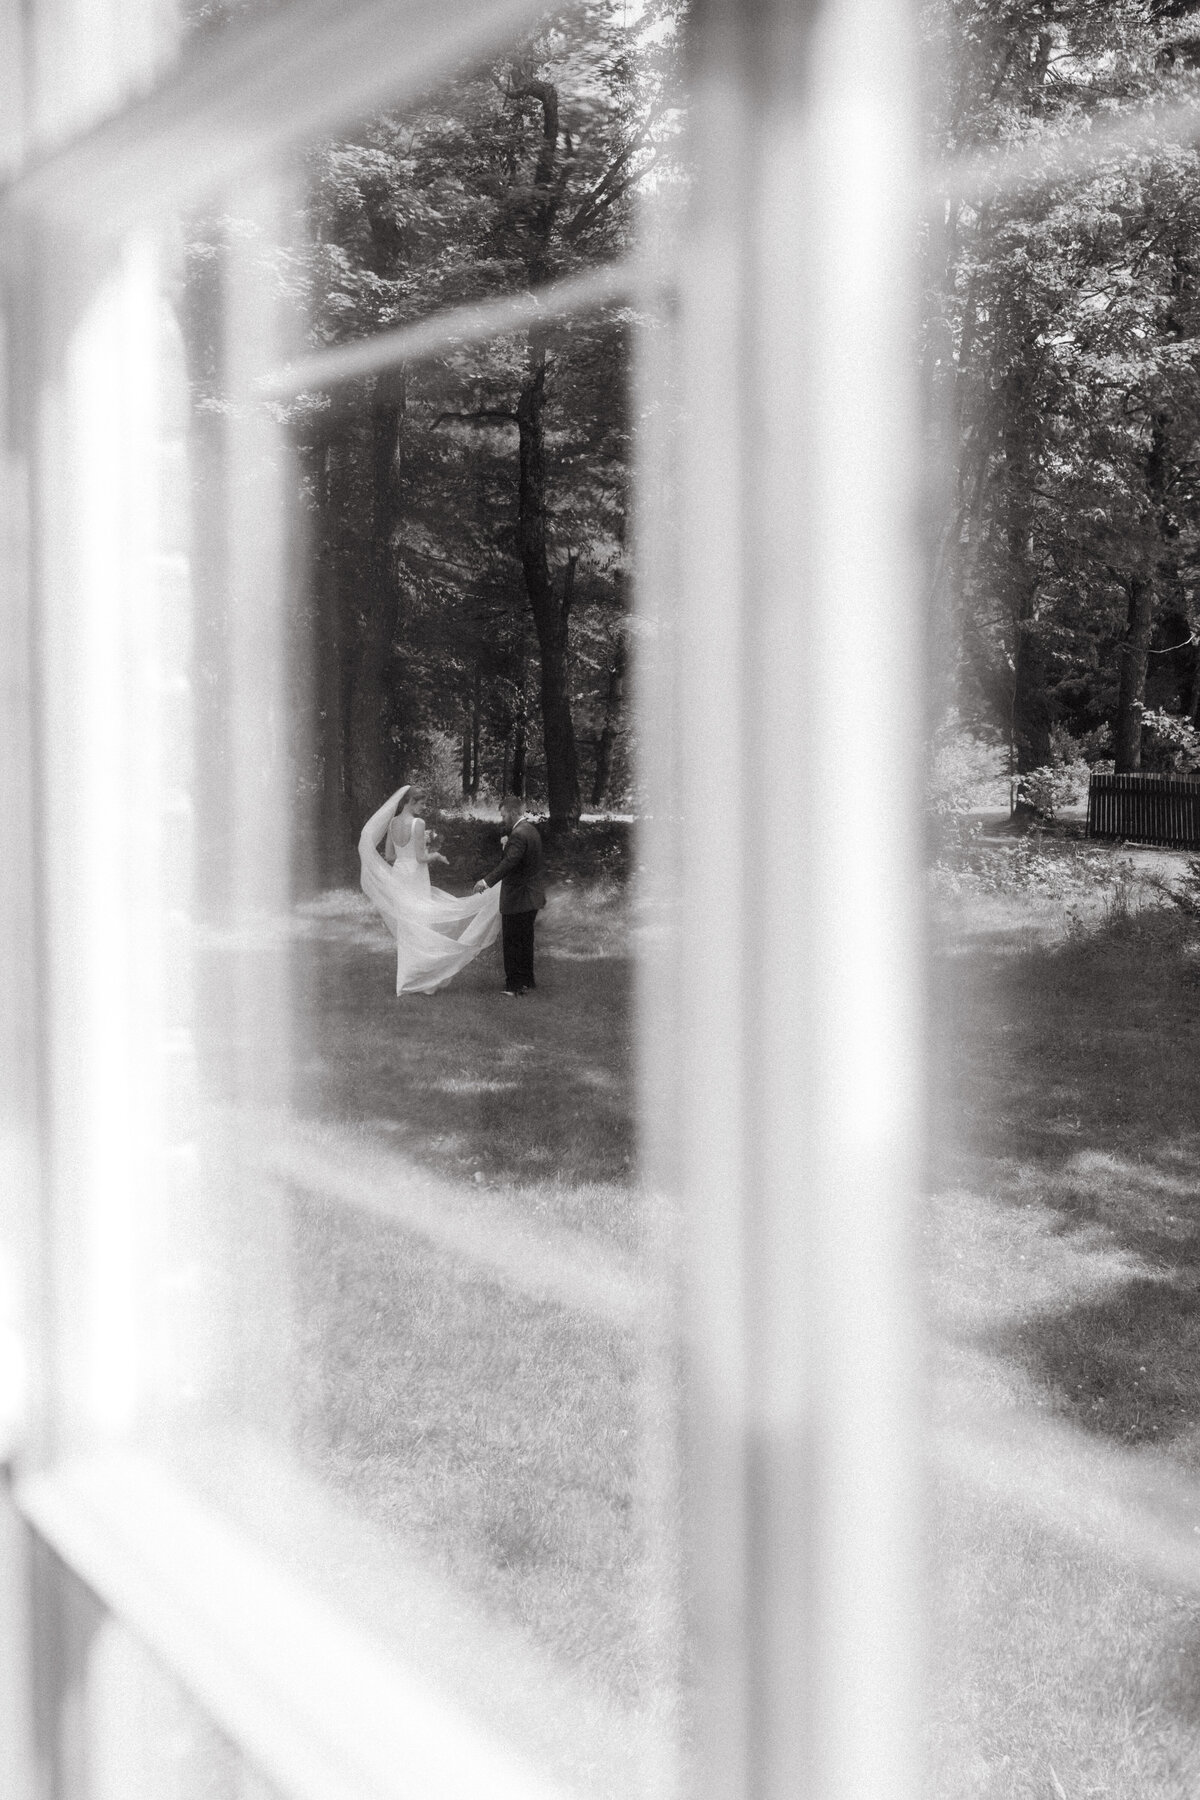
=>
[359,788,501,995]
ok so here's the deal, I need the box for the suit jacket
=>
[484,818,547,915]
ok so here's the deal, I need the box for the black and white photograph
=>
[4,2,1200,1797]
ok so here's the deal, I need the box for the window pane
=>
[115,14,684,1793]
[15,4,932,1796]
[925,6,1200,1793]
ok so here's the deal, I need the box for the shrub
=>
[1016,762,1084,820]
[927,728,1008,816]
[1138,709,1200,774]
[929,826,1141,909]
[1052,721,1111,765]
[426,814,633,890]
[1148,853,1200,919]
[1014,724,1098,820]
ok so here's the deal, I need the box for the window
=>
[0,3,931,1799]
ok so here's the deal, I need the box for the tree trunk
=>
[515,340,581,826]
[461,703,472,799]
[1002,374,1052,772]
[346,370,406,820]
[309,425,353,880]
[1011,613,1053,771]
[509,704,527,798]
[470,660,482,800]
[1115,418,1169,771]
[1114,573,1155,771]
[508,76,581,830]
[591,634,625,809]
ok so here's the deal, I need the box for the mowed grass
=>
[291,880,635,1212]
[930,856,1200,1797]
[206,837,1200,1777]
[278,879,661,1711]
[288,1203,648,1701]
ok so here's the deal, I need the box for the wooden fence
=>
[1087,772,1200,848]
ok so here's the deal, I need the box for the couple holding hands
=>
[359,785,546,998]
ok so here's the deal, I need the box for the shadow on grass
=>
[290,886,635,1196]
[934,907,1200,1456]
[1002,1277,1200,1450]
[276,881,650,1696]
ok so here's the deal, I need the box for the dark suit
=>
[484,818,546,991]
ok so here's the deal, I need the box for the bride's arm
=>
[411,819,448,867]
[359,787,406,853]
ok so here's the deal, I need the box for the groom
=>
[474,796,546,996]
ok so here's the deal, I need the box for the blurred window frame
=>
[0,2,927,1799]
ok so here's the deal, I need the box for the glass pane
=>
[924,5,1200,1793]
[182,0,297,54]
[44,11,687,1795]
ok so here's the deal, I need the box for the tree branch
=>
[508,75,563,282]
[563,110,663,240]
[570,150,666,234]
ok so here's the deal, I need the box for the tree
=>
[287,5,682,849]
[925,0,1200,775]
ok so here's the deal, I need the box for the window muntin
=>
[10,15,688,1796]
[170,42,677,1770]
[2,3,937,1800]
[923,16,1200,1795]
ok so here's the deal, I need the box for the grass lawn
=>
[273,877,661,1719]
[201,829,1200,1788]
[930,843,1200,1797]
[290,878,635,1210]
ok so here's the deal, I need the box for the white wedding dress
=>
[359,789,501,995]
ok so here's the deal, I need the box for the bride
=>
[359,784,501,995]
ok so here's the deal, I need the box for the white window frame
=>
[0,2,936,1798]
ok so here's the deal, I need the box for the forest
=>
[184,0,1200,863]
[184,1,681,880]
[168,9,1200,1790]
[926,0,1200,799]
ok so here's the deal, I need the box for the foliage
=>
[1016,761,1080,819]
[295,3,685,845]
[1138,707,1200,771]
[930,825,1140,905]
[1146,850,1200,914]
[1015,722,1095,816]
[427,813,631,888]
[184,5,685,874]
[1051,719,1111,766]
[412,730,464,811]
[924,0,1200,774]
[927,724,1009,814]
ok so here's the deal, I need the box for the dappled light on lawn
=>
[290,883,636,1198]
[931,852,1200,1796]
[291,1200,650,1702]
[196,871,661,1725]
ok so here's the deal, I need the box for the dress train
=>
[358,791,501,995]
